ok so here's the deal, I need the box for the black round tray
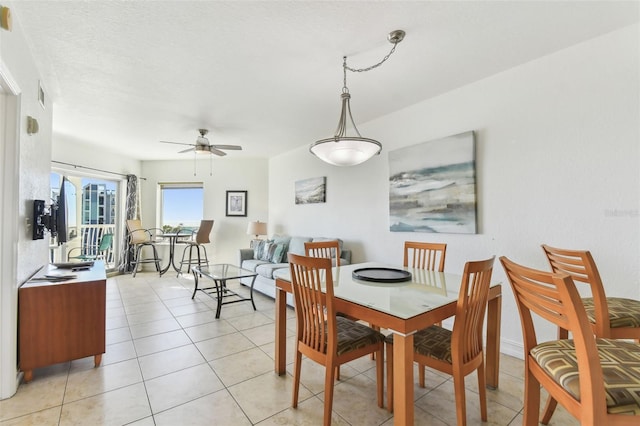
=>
[352,267,412,283]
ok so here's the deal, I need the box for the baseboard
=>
[500,337,524,360]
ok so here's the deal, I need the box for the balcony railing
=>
[52,224,117,269]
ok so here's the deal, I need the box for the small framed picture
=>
[226,190,247,217]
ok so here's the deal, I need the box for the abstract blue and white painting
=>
[295,176,326,204]
[389,131,477,234]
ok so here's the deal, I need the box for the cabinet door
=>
[19,280,106,371]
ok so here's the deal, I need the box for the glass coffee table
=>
[191,264,258,318]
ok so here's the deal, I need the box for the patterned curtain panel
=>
[118,174,139,273]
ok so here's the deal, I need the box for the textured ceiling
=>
[9,1,639,161]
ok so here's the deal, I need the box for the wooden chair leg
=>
[540,397,558,425]
[376,347,384,408]
[324,362,336,426]
[292,349,302,408]
[477,361,487,421]
[386,341,394,413]
[523,367,541,426]
[453,370,467,426]
[418,363,426,387]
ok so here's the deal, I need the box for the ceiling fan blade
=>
[211,144,243,151]
[208,148,227,156]
[160,140,195,147]
[179,147,195,153]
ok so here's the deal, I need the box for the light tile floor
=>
[0,271,581,425]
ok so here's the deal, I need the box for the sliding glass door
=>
[50,171,121,271]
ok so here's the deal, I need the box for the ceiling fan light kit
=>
[310,29,405,167]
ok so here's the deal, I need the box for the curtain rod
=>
[51,160,146,180]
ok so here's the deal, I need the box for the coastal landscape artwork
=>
[389,131,477,234]
[295,177,326,204]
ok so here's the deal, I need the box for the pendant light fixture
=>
[310,30,405,166]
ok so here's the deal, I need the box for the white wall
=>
[269,24,640,356]
[0,6,54,398]
[53,135,142,177]
[141,158,269,265]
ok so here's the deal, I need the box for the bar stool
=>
[177,220,214,276]
[126,219,162,277]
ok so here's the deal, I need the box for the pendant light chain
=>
[344,41,400,74]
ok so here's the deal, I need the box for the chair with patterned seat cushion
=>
[542,244,640,340]
[288,253,385,425]
[385,256,495,426]
[404,241,447,386]
[501,256,640,425]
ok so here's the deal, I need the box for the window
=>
[159,183,204,233]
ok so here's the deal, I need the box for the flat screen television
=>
[33,175,70,244]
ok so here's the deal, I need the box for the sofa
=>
[238,235,351,305]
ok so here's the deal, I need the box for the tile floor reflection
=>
[0,272,580,425]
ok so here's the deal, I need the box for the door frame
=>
[0,60,21,399]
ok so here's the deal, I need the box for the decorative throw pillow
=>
[269,243,286,263]
[259,242,274,261]
[253,240,265,260]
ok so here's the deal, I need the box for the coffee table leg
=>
[191,270,199,299]
[249,275,257,311]
[215,279,223,319]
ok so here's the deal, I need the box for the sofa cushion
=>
[255,262,289,279]
[272,234,292,248]
[242,259,270,273]
[288,236,313,256]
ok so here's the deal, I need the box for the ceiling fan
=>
[160,129,242,156]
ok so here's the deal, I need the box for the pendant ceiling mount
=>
[310,30,406,166]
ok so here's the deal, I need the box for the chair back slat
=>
[288,253,335,354]
[451,257,494,364]
[404,241,446,271]
[305,240,341,266]
[541,244,610,333]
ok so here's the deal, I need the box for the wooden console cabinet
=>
[18,261,106,382]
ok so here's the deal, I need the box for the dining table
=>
[158,232,192,275]
[274,262,502,426]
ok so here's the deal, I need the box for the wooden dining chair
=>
[177,219,214,276]
[404,241,447,272]
[500,256,640,425]
[404,241,447,386]
[126,219,162,277]
[288,253,385,425]
[385,256,495,426]
[304,240,341,266]
[542,244,640,341]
